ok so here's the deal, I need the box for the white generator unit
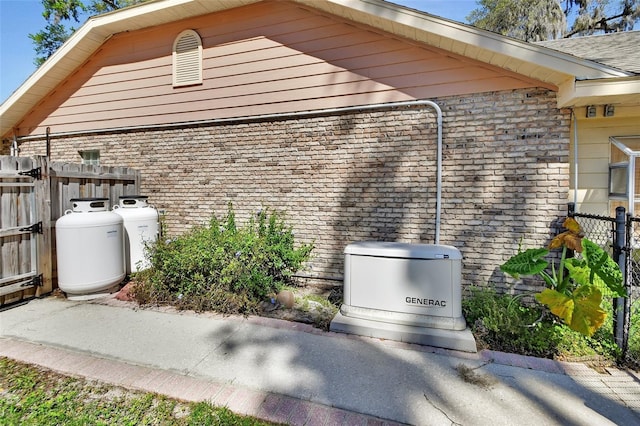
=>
[330,241,476,352]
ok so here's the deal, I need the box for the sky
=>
[0,0,478,104]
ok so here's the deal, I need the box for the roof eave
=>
[557,76,640,108]
[299,0,631,81]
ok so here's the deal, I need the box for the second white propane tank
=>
[113,195,159,273]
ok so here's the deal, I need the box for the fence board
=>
[18,157,35,299]
[0,156,139,306]
[62,163,81,215]
[35,156,52,296]
[1,157,18,304]
[0,156,35,304]
[50,162,140,219]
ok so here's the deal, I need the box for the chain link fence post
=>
[613,207,626,350]
[623,213,634,359]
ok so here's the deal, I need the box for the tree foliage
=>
[29,0,146,66]
[467,0,566,41]
[468,0,640,41]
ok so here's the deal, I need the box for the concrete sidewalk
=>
[1,296,639,425]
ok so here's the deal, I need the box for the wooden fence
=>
[0,156,140,306]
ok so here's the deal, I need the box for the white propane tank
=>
[113,195,159,274]
[56,198,125,299]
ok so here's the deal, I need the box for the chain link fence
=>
[569,213,616,253]
[568,203,638,365]
[624,217,640,366]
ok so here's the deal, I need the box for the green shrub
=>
[134,203,313,314]
[462,287,621,362]
[463,287,559,358]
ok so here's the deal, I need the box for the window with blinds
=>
[173,30,202,87]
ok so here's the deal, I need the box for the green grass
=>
[0,358,277,426]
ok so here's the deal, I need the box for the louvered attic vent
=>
[173,30,202,87]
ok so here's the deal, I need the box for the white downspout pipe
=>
[16,100,444,244]
[10,136,18,157]
[572,110,579,208]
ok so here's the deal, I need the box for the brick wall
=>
[12,88,571,291]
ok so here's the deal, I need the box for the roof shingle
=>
[537,31,640,74]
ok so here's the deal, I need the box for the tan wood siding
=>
[15,1,549,136]
[571,105,640,215]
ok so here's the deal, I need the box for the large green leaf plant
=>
[500,218,626,336]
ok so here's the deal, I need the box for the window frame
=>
[79,149,100,166]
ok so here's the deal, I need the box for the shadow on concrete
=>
[202,314,639,425]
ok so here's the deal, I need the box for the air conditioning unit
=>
[330,241,476,352]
